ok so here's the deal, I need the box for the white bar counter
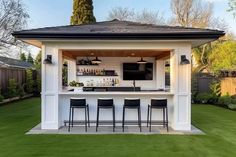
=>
[59,91,174,96]
[58,90,174,127]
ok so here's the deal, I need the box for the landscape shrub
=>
[0,88,4,102]
[228,104,236,110]
[210,80,221,97]
[26,69,34,93]
[17,84,25,98]
[7,79,18,98]
[217,94,232,107]
[0,95,4,102]
[195,93,214,104]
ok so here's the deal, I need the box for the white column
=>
[41,46,61,130]
[156,59,165,89]
[170,47,191,131]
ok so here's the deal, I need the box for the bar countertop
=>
[59,90,174,96]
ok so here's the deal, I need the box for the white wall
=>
[76,57,157,90]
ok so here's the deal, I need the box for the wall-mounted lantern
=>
[180,55,190,65]
[43,55,52,64]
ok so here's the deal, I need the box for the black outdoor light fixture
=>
[180,55,190,65]
[91,57,102,64]
[137,57,147,64]
[165,61,170,67]
[43,55,52,64]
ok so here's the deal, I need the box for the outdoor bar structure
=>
[13,20,224,132]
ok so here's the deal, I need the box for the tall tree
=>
[228,0,236,17]
[34,51,41,70]
[135,9,165,25]
[0,0,29,56]
[170,0,213,28]
[208,41,236,75]
[70,0,96,25]
[107,7,166,24]
[27,53,34,64]
[107,7,135,21]
[19,52,26,61]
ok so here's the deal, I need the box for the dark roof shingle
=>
[0,56,33,69]
[12,20,225,40]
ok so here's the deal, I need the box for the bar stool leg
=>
[96,107,99,132]
[72,108,74,127]
[138,107,142,132]
[87,105,90,127]
[122,106,125,132]
[147,105,149,127]
[68,107,71,132]
[166,107,169,132]
[149,107,152,132]
[85,107,87,132]
[113,106,115,132]
[163,108,165,128]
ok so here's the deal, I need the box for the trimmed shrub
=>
[26,70,34,93]
[195,93,215,104]
[7,79,18,98]
[217,94,232,107]
[17,84,25,98]
[0,95,4,102]
[228,104,236,110]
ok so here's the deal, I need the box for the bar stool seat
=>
[68,98,90,132]
[96,98,115,132]
[147,98,168,132]
[122,98,141,132]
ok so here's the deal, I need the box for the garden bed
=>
[0,94,34,105]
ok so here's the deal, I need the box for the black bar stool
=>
[68,98,90,132]
[96,98,115,132]
[122,98,141,132]
[147,99,168,132]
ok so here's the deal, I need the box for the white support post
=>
[41,46,61,130]
[156,59,165,89]
[170,47,191,131]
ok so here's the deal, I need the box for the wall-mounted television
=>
[123,63,153,80]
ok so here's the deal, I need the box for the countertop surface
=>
[59,90,174,95]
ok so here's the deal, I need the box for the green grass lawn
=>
[0,98,236,157]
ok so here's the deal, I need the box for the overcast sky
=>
[22,0,235,55]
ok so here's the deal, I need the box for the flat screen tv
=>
[123,63,153,80]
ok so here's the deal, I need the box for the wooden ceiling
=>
[62,49,171,60]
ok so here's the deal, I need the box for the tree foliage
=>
[34,51,41,70]
[70,0,96,25]
[228,0,236,17]
[0,0,29,56]
[7,79,17,98]
[208,41,236,74]
[20,52,26,61]
[26,69,34,93]
[27,52,34,64]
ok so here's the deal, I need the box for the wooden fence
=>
[194,73,236,96]
[221,78,236,96]
[0,67,26,94]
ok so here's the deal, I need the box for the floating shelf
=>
[77,75,119,77]
[77,64,99,66]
